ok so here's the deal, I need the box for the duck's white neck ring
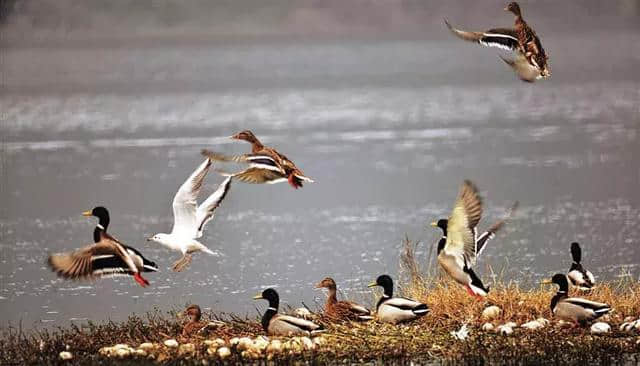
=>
[96,224,105,230]
[557,291,567,294]
[442,235,447,239]
[382,294,390,298]
[267,307,277,311]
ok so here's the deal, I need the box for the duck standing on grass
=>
[431,180,491,298]
[253,288,324,336]
[542,273,610,327]
[444,1,550,82]
[315,277,372,321]
[201,130,314,189]
[147,158,232,272]
[567,242,596,291]
[368,275,429,324]
[48,207,158,287]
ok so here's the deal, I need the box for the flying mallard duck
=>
[48,207,158,287]
[567,242,596,291]
[542,273,610,326]
[201,130,313,189]
[431,180,494,298]
[315,277,372,321]
[147,158,232,272]
[368,275,429,324]
[444,2,550,82]
[253,288,324,336]
[432,200,518,261]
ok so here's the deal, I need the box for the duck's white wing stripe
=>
[245,155,284,173]
[564,297,609,310]
[277,314,320,330]
[384,297,422,309]
[171,159,211,237]
[195,176,232,237]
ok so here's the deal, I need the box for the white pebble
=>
[59,351,73,360]
[482,323,494,331]
[481,306,501,320]
[591,322,611,334]
[497,325,513,335]
[217,347,231,359]
[163,339,179,348]
[521,320,545,330]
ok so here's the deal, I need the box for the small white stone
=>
[138,342,155,350]
[536,318,550,325]
[591,322,611,334]
[217,347,231,359]
[497,325,513,336]
[163,339,179,348]
[115,348,130,358]
[59,351,73,360]
[236,337,253,351]
[482,323,494,331]
[504,321,517,328]
[521,320,545,330]
[481,306,501,320]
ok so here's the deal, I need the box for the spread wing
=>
[194,176,232,238]
[48,239,137,279]
[445,180,483,264]
[201,149,285,174]
[226,167,287,185]
[445,19,520,52]
[476,201,519,257]
[171,159,211,237]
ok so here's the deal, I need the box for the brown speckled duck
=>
[202,130,313,189]
[315,277,372,321]
[181,304,207,337]
[444,1,550,82]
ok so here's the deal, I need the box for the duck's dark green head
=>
[253,288,279,307]
[83,206,110,222]
[505,2,522,16]
[368,274,394,296]
[543,273,569,293]
[431,219,448,234]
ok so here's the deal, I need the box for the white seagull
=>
[148,158,232,272]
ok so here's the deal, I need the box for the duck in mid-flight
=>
[444,2,550,82]
[48,207,157,287]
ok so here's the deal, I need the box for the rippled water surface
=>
[1,33,639,328]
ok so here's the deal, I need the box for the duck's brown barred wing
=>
[48,241,121,279]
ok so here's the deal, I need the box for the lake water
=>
[1,28,639,329]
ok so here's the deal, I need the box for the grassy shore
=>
[2,238,639,365]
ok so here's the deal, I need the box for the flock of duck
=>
[46,3,615,339]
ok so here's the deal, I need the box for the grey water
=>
[1,1,639,329]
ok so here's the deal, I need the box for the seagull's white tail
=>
[192,241,222,257]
